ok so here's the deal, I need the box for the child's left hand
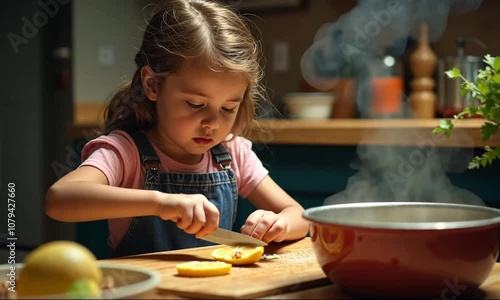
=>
[240,209,288,244]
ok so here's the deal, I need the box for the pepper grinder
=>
[408,22,437,118]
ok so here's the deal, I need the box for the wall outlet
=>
[98,46,115,66]
[273,41,289,73]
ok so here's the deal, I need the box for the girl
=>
[45,0,309,257]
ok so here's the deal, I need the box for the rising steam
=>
[324,130,484,205]
[301,0,483,85]
[300,0,485,206]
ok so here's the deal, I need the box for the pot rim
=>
[302,201,500,230]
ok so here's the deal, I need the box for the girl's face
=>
[147,60,248,164]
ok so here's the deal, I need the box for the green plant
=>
[433,54,500,169]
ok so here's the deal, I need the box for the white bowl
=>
[0,262,161,299]
[284,92,335,120]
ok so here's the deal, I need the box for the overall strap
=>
[128,130,232,171]
[127,131,160,169]
[210,143,232,170]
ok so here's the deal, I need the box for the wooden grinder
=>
[409,23,437,118]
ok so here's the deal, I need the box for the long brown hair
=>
[102,0,267,137]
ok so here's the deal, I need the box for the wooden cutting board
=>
[104,238,330,299]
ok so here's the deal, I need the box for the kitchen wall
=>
[73,0,149,102]
[73,0,500,108]
[72,0,352,103]
[246,0,500,108]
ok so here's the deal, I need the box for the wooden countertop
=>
[102,237,500,299]
[70,102,499,147]
[103,238,328,299]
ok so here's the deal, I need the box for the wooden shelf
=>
[245,119,498,148]
[69,102,499,148]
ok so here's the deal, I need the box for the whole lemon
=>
[17,240,102,297]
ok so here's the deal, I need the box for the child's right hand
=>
[157,193,220,238]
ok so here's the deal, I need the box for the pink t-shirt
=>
[80,130,269,248]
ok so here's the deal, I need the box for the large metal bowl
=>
[303,202,500,298]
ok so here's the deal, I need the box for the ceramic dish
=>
[284,92,335,120]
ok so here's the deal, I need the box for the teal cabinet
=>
[235,144,500,228]
[247,144,500,208]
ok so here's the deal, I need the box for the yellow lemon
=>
[211,245,264,265]
[176,261,232,277]
[17,240,102,297]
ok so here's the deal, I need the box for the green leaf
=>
[468,157,481,169]
[434,119,454,138]
[468,147,500,169]
[491,73,500,85]
[484,54,495,68]
[445,67,461,79]
[481,123,498,142]
[489,107,500,124]
[493,57,500,72]
[481,157,488,168]
[460,81,475,96]
[477,69,490,79]
[439,119,453,129]
[432,127,443,134]
[476,78,488,90]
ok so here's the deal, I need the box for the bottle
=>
[369,54,404,118]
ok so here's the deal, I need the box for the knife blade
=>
[200,228,267,247]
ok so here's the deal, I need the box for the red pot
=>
[303,202,500,298]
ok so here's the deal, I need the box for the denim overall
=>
[112,131,238,257]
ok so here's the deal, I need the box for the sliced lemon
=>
[211,245,264,265]
[176,261,232,277]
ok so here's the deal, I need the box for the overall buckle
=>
[219,160,231,170]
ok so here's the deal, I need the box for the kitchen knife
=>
[200,228,267,247]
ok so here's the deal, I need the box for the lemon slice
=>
[211,246,264,265]
[176,261,232,277]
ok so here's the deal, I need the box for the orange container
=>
[371,77,403,116]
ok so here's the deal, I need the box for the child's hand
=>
[157,193,220,238]
[240,209,288,244]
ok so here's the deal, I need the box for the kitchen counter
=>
[102,237,500,299]
[70,102,499,147]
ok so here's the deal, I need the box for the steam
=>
[300,0,485,206]
[325,130,484,206]
[301,0,483,83]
